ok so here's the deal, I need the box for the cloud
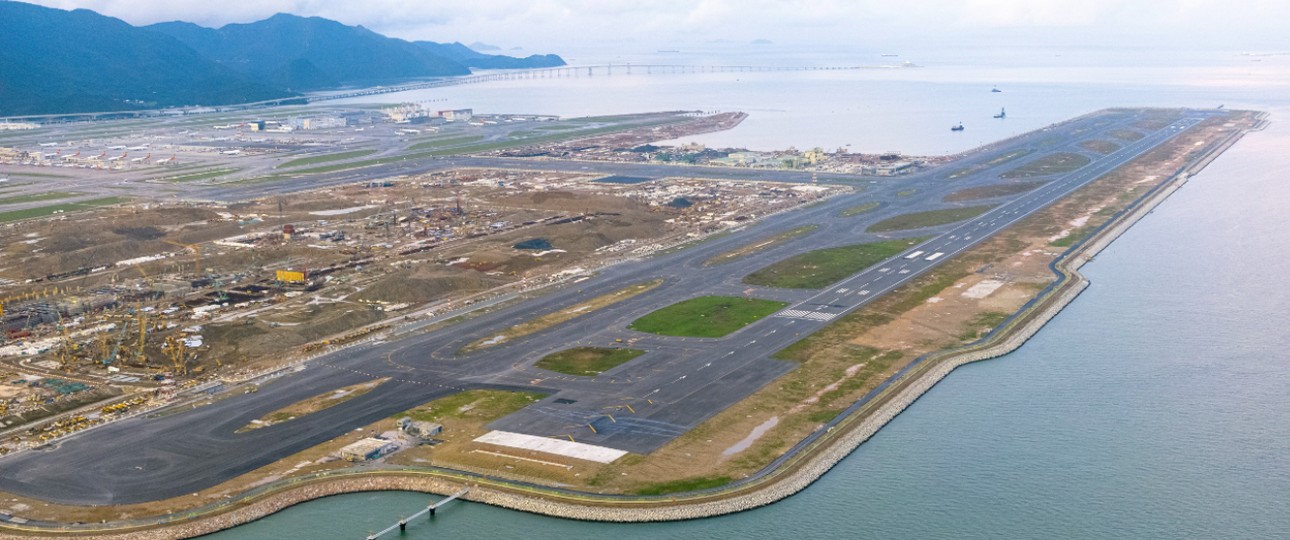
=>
[17,0,1290,52]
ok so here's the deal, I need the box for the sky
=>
[20,0,1290,54]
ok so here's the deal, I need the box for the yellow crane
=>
[161,239,202,278]
[162,335,188,375]
[55,313,78,372]
[135,305,149,366]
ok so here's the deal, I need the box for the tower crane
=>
[162,240,202,278]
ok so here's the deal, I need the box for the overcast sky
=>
[20,0,1290,54]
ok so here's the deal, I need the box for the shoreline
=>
[0,112,1263,539]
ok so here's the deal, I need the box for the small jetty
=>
[364,489,468,539]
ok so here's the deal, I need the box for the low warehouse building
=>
[398,417,443,439]
[339,437,397,462]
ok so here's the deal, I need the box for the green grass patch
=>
[277,149,377,169]
[396,389,546,424]
[629,296,788,337]
[867,205,996,233]
[634,475,733,496]
[536,347,645,376]
[896,189,919,197]
[1001,153,1092,179]
[0,196,128,223]
[407,135,486,151]
[944,181,1045,202]
[0,191,79,205]
[839,201,881,217]
[743,239,918,289]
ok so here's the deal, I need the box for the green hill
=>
[0,1,291,116]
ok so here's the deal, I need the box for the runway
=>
[0,109,1217,504]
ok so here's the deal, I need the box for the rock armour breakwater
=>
[0,116,1259,538]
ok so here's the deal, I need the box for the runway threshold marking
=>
[774,309,839,321]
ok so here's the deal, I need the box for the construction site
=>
[0,167,844,456]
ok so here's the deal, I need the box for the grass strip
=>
[1000,153,1091,178]
[839,202,881,217]
[464,280,662,352]
[867,205,996,232]
[705,225,818,266]
[277,149,377,169]
[629,296,788,338]
[536,347,646,376]
[743,239,918,289]
[0,196,129,223]
[0,191,79,205]
[407,135,486,151]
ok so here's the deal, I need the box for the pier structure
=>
[364,489,468,539]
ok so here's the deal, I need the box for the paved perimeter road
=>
[0,110,1216,504]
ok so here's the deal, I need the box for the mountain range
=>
[0,1,565,116]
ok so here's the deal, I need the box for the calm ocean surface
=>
[212,47,1290,538]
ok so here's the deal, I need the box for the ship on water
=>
[994,107,1007,119]
[951,122,965,131]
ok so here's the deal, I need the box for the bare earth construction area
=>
[0,107,1266,538]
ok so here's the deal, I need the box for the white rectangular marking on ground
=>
[475,430,627,464]
[962,279,1005,299]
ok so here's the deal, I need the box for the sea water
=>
[211,47,1290,539]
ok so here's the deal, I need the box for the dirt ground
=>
[0,112,1258,521]
[514,110,1260,494]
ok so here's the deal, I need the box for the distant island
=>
[0,2,566,116]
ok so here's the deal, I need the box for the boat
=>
[993,107,1006,119]
[991,86,1002,93]
[951,123,965,131]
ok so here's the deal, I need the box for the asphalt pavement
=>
[0,109,1218,504]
